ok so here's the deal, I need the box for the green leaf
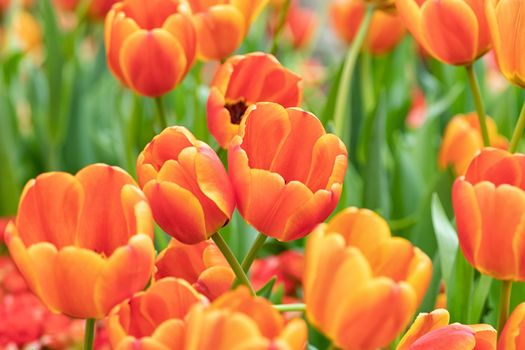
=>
[468,274,492,324]
[256,276,277,299]
[431,193,458,283]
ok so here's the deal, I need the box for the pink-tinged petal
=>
[397,309,450,350]
[419,0,478,65]
[469,324,496,350]
[120,29,187,97]
[96,234,155,315]
[144,181,207,244]
[409,324,476,349]
[114,337,171,350]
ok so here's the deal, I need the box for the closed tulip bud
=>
[4,164,156,319]
[185,287,307,350]
[396,0,491,65]
[486,0,525,88]
[207,52,302,149]
[453,148,525,280]
[439,113,508,175]
[499,302,525,349]
[397,309,496,349]
[330,0,406,55]
[229,102,347,241]
[187,0,268,61]
[105,0,196,97]
[137,126,235,244]
[304,208,432,350]
[107,277,208,349]
[155,238,235,300]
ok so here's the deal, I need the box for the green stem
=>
[498,280,512,333]
[154,96,168,130]
[233,233,267,287]
[211,232,255,295]
[509,102,525,153]
[83,318,96,350]
[270,0,292,56]
[466,64,490,147]
[333,5,374,139]
[273,303,306,312]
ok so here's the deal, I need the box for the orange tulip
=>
[105,0,196,97]
[330,0,406,55]
[155,238,234,300]
[453,148,525,280]
[137,126,235,244]
[207,52,302,149]
[486,0,525,88]
[107,277,208,349]
[268,1,317,50]
[4,164,156,319]
[185,287,307,350]
[439,113,508,175]
[229,102,347,241]
[304,208,432,349]
[11,11,42,55]
[396,0,491,65]
[187,0,268,61]
[397,309,496,349]
[53,0,118,19]
[499,302,525,349]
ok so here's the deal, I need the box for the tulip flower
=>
[397,309,496,349]
[251,250,304,297]
[4,164,156,319]
[207,52,302,149]
[155,238,234,300]
[304,208,432,349]
[105,0,196,97]
[185,287,307,350]
[186,0,268,61]
[499,302,525,349]
[229,102,347,241]
[330,0,406,55]
[486,0,525,88]
[395,0,491,65]
[453,148,525,280]
[137,126,235,244]
[53,0,118,19]
[439,113,508,175]
[107,277,208,349]
[267,1,318,50]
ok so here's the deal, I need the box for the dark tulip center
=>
[225,100,248,125]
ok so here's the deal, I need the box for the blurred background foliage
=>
[1,0,525,338]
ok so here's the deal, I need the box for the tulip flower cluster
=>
[4,0,525,348]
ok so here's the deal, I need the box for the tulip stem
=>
[273,303,306,312]
[466,64,490,147]
[154,96,168,130]
[232,233,267,288]
[498,280,513,333]
[333,5,374,140]
[270,0,292,56]
[83,318,96,350]
[212,232,256,295]
[509,102,525,153]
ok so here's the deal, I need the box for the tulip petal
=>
[162,12,196,76]
[144,181,207,244]
[193,5,245,60]
[151,319,185,349]
[305,134,347,192]
[397,309,450,350]
[16,173,81,248]
[409,324,476,349]
[453,179,481,266]
[419,0,478,64]
[120,29,187,97]
[96,234,155,315]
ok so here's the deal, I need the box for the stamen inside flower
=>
[225,100,248,125]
